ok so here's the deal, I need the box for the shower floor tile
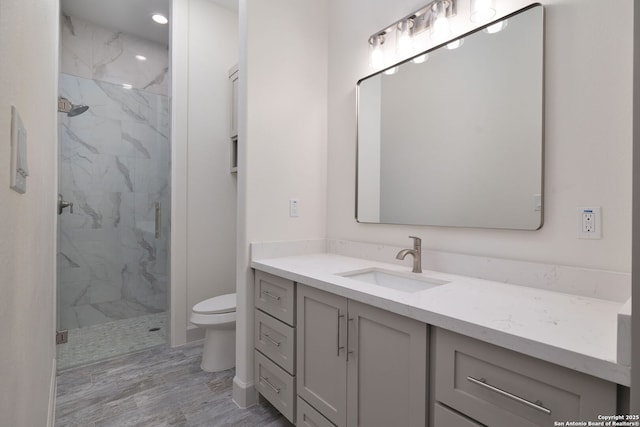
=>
[57,312,167,370]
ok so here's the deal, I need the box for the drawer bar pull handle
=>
[337,312,345,356]
[260,376,281,394]
[262,333,281,347]
[262,290,281,301]
[466,376,552,415]
[346,317,354,362]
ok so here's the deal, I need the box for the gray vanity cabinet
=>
[297,284,427,427]
[431,328,617,427]
[254,270,297,423]
[296,285,347,426]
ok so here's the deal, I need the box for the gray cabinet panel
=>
[297,285,348,427]
[255,270,295,326]
[346,300,427,427]
[255,350,296,423]
[255,309,295,375]
[297,396,337,427]
[433,328,616,427]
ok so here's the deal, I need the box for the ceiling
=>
[61,0,239,46]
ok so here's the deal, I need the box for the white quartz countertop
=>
[251,253,630,386]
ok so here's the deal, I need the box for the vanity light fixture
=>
[383,67,399,75]
[470,0,496,23]
[368,33,386,69]
[446,38,464,49]
[396,19,414,57]
[485,19,508,34]
[151,13,168,25]
[367,0,456,69]
[412,53,429,64]
[430,1,453,41]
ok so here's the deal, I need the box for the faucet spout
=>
[395,236,422,273]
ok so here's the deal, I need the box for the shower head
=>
[58,97,89,117]
[68,104,89,117]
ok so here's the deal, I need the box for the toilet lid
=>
[193,293,236,314]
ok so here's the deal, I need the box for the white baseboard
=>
[232,376,257,409]
[47,358,56,427]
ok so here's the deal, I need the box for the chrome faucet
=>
[396,236,422,273]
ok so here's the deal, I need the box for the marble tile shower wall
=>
[58,73,170,330]
[61,14,169,96]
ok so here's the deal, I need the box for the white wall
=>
[327,0,633,273]
[0,0,59,425]
[234,0,328,406]
[171,0,239,345]
[186,0,239,337]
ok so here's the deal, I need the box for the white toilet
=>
[190,293,236,372]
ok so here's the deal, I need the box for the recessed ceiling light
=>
[135,55,147,61]
[152,14,168,25]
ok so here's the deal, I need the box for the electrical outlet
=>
[577,207,602,239]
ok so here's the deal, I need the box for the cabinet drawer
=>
[255,350,296,423]
[255,270,295,326]
[433,403,482,427]
[255,309,295,375]
[297,396,336,427]
[433,328,616,427]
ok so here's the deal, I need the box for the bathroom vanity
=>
[251,246,630,427]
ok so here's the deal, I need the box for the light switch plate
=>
[9,106,28,194]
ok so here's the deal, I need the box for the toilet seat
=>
[190,293,237,328]
[193,293,236,315]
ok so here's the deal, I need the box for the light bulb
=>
[369,34,385,69]
[446,38,464,50]
[396,19,414,58]
[470,0,496,23]
[485,19,508,34]
[430,1,452,42]
[412,53,428,64]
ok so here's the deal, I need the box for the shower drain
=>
[148,327,161,332]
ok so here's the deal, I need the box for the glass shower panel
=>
[57,73,170,369]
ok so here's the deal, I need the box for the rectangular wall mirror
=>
[356,4,544,230]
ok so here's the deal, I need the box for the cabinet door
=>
[346,300,427,427]
[297,285,348,427]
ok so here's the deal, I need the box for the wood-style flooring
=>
[55,341,293,427]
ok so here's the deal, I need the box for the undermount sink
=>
[338,268,450,293]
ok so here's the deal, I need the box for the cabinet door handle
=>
[346,317,354,361]
[262,290,281,301]
[337,312,345,356]
[466,376,551,415]
[155,202,161,239]
[259,376,281,394]
[262,333,281,347]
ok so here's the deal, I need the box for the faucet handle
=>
[408,235,421,247]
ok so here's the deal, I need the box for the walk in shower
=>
[56,11,170,369]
